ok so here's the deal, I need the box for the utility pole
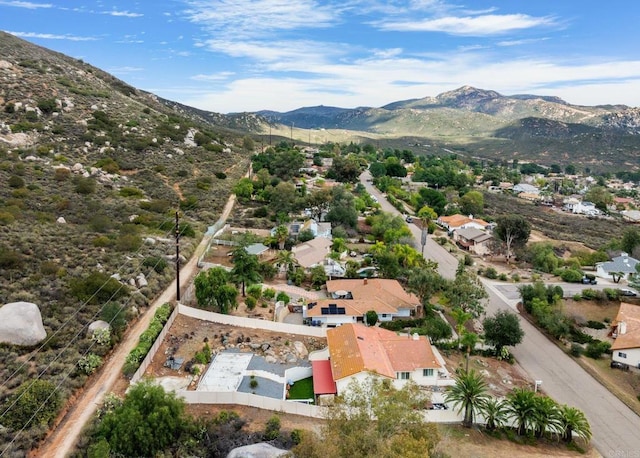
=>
[175,211,180,302]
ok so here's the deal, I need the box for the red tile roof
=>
[327,324,441,381]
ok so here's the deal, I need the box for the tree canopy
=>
[482,310,524,352]
[194,267,238,313]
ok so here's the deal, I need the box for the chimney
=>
[363,278,368,285]
[619,321,627,335]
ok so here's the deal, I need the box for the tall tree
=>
[96,380,192,457]
[407,262,443,307]
[230,246,262,297]
[298,376,440,457]
[194,267,238,313]
[275,249,296,278]
[494,214,531,261]
[305,188,332,221]
[446,269,488,318]
[459,190,484,217]
[273,224,289,250]
[444,369,490,428]
[482,310,524,353]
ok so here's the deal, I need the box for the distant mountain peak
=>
[436,86,502,104]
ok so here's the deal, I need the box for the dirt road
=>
[34,184,241,457]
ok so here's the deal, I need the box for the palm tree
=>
[273,224,289,250]
[460,331,480,372]
[451,307,472,349]
[444,369,490,428]
[559,405,592,444]
[481,398,508,431]
[532,395,562,439]
[505,388,537,436]
[275,250,296,279]
[230,246,262,297]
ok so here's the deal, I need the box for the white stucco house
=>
[322,323,450,395]
[611,302,640,369]
[302,278,420,326]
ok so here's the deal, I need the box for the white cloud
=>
[377,14,556,36]
[191,71,236,81]
[497,37,551,47]
[7,31,97,41]
[109,66,144,74]
[103,10,143,18]
[183,0,340,39]
[0,1,51,8]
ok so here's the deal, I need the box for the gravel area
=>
[238,376,284,399]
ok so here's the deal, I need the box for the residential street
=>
[360,171,640,457]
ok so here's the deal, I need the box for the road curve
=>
[360,170,640,458]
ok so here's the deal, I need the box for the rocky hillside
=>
[0,31,250,454]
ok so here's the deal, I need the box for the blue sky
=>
[2,1,640,114]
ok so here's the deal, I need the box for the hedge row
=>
[122,303,173,376]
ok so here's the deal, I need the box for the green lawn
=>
[288,377,314,402]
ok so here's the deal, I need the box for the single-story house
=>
[436,214,490,232]
[292,237,332,269]
[453,227,493,256]
[325,323,445,394]
[596,253,640,281]
[303,278,420,326]
[610,302,640,369]
[291,238,345,277]
[328,278,420,318]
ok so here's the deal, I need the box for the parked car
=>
[581,276,597,285]
[405,215,413,223]
[611,361,630,371]
[619,288,638,297]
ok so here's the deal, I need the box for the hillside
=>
[0,31,250,453]
[260,86,640,170]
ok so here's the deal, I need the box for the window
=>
[619,352,627,359]
[381,314,388,318]
[423,368,434,377]
[398,372,410,380]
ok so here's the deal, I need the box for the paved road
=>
[360,170,640,458]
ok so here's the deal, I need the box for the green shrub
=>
[123,303,172,376]
[78,353,103,375]
[586,320,606,330]
[263,288,276,300]
[8,175,25,188]
[250,378,258,389]
[245,296,257,310]
[263,415,281,441]
[119,186,145,198]
[585,340,611,359]
[194,343,212,364]
[570,343,583,357]
[275,291,290,304]
[559,268,584,283]
[572,294,582,301]
[246,284,262,299]
[581,288,598,300]
[498,273,508,281]
[143,256,169,274]
[484,267,498,279]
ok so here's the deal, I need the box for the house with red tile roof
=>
[436,214,490,232]
[611,302,640,369]
[302,278,420,326]
[321,324,447,395]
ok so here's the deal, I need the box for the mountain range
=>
[2,30,640,170]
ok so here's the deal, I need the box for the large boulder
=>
[0,302,47,346]
[87,320,110,336]
[226,443,290,458]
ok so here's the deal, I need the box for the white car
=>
[620,288,638,297]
